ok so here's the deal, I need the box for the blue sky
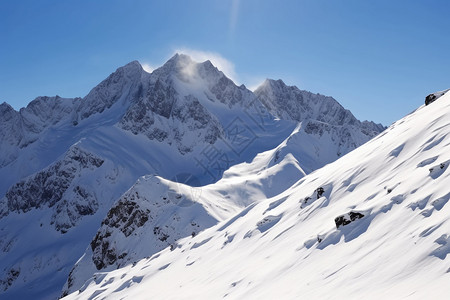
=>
[1,0,449,125]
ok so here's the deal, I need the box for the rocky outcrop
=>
[255,79,385,138]
[425,89,449,106]
[0,146,104,232]
[334,211,365,229]
[119,55,224,154]
[62,175,218,296]
[0,267,20,291]
[90,196,150,270]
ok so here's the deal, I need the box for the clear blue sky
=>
[1,0,449,125]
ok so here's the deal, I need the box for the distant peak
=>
[256,78,287,92]
[166,53,194,65]
[163,54,221,72]
[125,60,141,67]
[267,78,286,86]
[119,60,143,73]
[152,53,196,76]
[0,102,15,112]
[200,59,215,69]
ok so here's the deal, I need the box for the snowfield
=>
[0,53,420,300]
[63,91,450,299]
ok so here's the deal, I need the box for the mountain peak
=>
[266,78,286,85]
[151,53,197,79]
[117,60,144,76]
[257,78,288,92]
[200,59,216,70]
[0,102,15,113]
[165,53,194,68]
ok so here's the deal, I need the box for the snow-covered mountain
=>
[60,130,307,297]
[255,79,384,158]
[63,89,450,299]
[0,54,384,299]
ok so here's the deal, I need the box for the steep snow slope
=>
[65,92,450,299]
[0,55,292,300]
[0,61,147,197]
[0,54,384,299]
[61,128,307,296]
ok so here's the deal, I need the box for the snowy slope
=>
[0,55,290,300]
[0,54,384,299]
[61,129,307,296]
[0,61,147,198]
[64,91,450,299]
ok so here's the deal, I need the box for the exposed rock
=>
[0,267,20,291]
[425,89,449,106]
[51,186,99,233]
[119,75,223,154]
[334,211,365,229]
[90,193,150,270]
[255,79,385,152]
[1,146,103,231]
[316,187,325,198]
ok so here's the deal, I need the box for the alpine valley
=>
[3,54,446,300]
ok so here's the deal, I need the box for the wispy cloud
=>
[174,48,239,84]
[230,0,240,36]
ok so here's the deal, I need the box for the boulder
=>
[425,89,450,106]
[334,211,365,229]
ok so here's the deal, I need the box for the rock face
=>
[61,175,218,296]
[254,79,385,155]
[90,198,150,270]
[118,54,262,154]
[0,146,104,232]
[119,81,223,154]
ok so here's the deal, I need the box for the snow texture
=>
[63,89,450,300]
[0,54,385,299]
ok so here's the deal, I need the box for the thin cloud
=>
[174,48,239,84]
[230,0,240,35]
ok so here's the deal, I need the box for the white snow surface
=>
[64,92,450,299]
[60,130,307,296]
[0,54,384,299]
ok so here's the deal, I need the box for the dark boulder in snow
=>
[334,211,365,229]
[316,187,325,198]
[425,89,449,106]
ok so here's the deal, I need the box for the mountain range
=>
[64,85,450,300]
[1,54,387,299]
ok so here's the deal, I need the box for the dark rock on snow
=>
[335,211,365,229]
